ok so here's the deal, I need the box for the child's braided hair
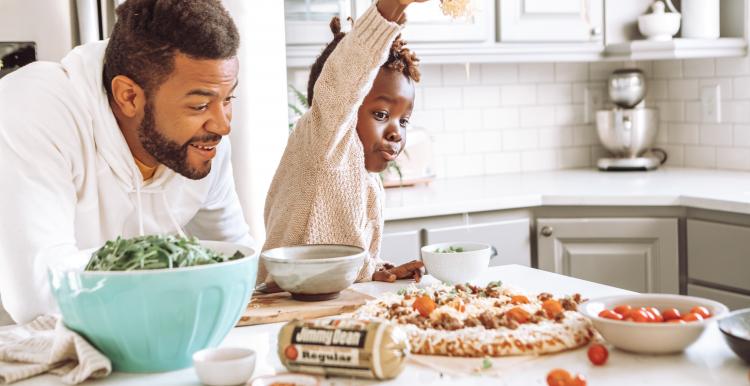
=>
[306,16,421,106]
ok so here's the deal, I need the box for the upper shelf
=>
[604,38,749,61]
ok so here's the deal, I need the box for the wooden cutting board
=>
[236,289,374,326]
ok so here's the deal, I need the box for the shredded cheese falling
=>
[440,0,472,18]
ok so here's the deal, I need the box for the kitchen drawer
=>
[687,284,750,311]
[687,219,750,292]
[380,230,421,266]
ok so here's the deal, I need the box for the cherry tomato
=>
[682,312,704,322]
[630,309,652,323]
[646,307,664,322]
[598,309,623,320]
[587,343,609,366]
[543,299,564,318]
[507,307,531,324]
[546,368,572,386]
[690,306,712,319]
[662,308,682,321]
[412,295,436,317]
[511,295,530,305]
[614,304,632,316]
[570,374,587,386]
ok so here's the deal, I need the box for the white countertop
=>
[16,265,748,386]
[384,168,750,220]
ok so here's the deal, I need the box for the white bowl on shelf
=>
[579,294,728,354]
[638,12,681,41]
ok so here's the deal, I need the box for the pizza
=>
[353,281,595,357]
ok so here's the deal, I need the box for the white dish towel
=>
[0,315,111,384]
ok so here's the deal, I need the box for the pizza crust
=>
[353,283,595,357]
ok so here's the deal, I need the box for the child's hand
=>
[377,0,431,23]
[372,260,425,282]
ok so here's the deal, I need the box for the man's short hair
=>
[103,0,240,97]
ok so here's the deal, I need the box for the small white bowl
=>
[261,244,366,301]
[420,242,492,284]
[193,347,256,386]
[638,12,681,41]
[579,294,728,354]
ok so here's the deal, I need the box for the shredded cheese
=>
[440,0,472,18]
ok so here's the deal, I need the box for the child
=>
[263,0,427,283]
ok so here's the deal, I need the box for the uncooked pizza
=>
[353,281,595,357]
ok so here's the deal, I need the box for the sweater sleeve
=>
[0,65,81,324]
[296,2,402,162]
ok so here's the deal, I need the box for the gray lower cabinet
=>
[537,217,679,294]
[380,230,422,266]
[687,284,750,311]
[424,218,531,267]
[687,219,750,293]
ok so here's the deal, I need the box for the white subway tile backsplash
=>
[725,101,750,123]
[656,101,685,122]
[657,144,684,167]
[411,110,445,132]
[482,107,519,130]
[503,130,538,150]
[559,147,591,168]
[573,125,598,146]
[649,80,669,100]
[519,63,554,83]
[589,62,624,81]
[538,127,573,148]
[717,147,750,170]
[521,150,558,171]
[485,152,522,174]
[734,77,750,100]
[668,79,699,100]
[555,105,584,126]
[538,84,572,104]
[481,63,518,84]
[735,125,750,147]
[444,109,482,132]
[683,59,715,78]
[501,85,537,106]
[684,146,716,168]
[668,123,699,144]
[444,154,484,177]
[699,78,734,101]
[423,87,462,109]
[463,86,501,107]
[555,63,588,82]
[464,131,502,153]
[433,133,465,155]
[716,57,750,76]
[418,65,443,86]
[684,102,701,123]
[699,124,733,146]
[653,60,683,79]
[443,64,480,86]
[520,106,555,128]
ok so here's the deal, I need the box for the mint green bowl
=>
[48,241,258,373]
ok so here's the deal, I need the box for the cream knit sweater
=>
[263,3,402,283]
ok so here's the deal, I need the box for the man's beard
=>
[138,102,221,180]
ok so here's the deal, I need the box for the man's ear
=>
[110,75,146,118]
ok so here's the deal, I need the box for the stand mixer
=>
[596,68,666,171]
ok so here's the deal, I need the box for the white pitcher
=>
[666,0,720,39]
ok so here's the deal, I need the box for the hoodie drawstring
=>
[161,191,186,238]
[135,183,144,236]
[133,182,186,238]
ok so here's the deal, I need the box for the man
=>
[0,0,252,324]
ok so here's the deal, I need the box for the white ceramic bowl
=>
[193,347,256,386]
[420,242,492,284]
[261,244,366,301]
[579,294,728,354]
[638,12,681,41]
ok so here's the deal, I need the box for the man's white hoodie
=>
[0,41,253,324]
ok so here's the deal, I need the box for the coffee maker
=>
[596,69,665,171]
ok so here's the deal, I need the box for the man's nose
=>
[206,102,231,136]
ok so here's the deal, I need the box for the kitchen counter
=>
[384,168,750,220]
[14,265,748,385]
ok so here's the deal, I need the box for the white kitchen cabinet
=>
[537,218,679,294]
[353,0,495,43]
[380,229,421,266]
[498,0,604,42]
[284,0,353,45]
[424,218,531,267]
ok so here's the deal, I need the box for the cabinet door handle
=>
[540,226,554,237]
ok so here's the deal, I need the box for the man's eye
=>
[192,104,208,112]
[373,111,388,121]
[400,118,410,128]
[223,95,237,104]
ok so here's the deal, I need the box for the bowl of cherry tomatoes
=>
[579,294,728,354]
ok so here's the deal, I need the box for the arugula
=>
[434,246,464,253]
[84,234,243,271]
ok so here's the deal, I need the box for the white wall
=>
[224,1,288,244]
[0,0,76,61]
